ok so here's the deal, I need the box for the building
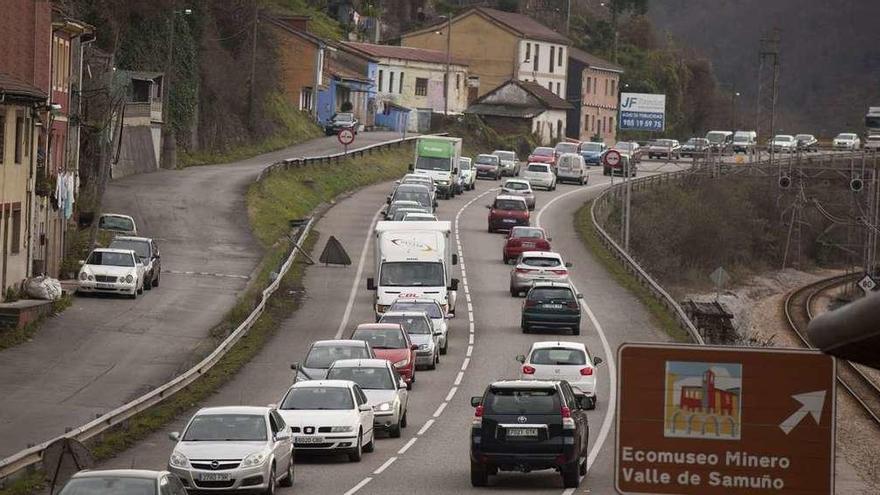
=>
[466,79,571,145]
[342,42,468,131]
[401,7,569,103]
[316,44,376,128]
[112,71,164,179]
[267,16,328,116]
[567,47,623,145]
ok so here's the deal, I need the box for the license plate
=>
[296,436,325,444]
[199,473,231,482]
[543,304,563,309]
[507,427,539,437]
[503,219,516,223]
[96,283,113,289]
[522,242,535,248]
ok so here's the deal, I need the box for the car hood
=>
[528,155,554,162]
[364,389,397,405]
[82,265,135,276]
[581,150,602,157]
[502,189,534,197]
[374,348,410,362]
[278,409,357,427]
[408,334,433,346]
[175,441,266,460]
[475,163,498,170]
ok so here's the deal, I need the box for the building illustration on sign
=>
[664,361,742,440]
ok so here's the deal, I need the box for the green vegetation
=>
[575,201,691,342]
[269,0,344,39]
[0,471,45,495]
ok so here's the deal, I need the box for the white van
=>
[555,153,588,185]
[731,131,757,153]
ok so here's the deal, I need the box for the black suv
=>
[521,282,583,335]
[324,112,358,136]
[470,380,589,488]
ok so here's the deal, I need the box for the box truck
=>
[411,136,463,199]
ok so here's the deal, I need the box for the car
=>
[391,207,429,221]
[108,236,161,289]
[397,174,437,202]
[612,141,642,163]
[502,227,551,264]
[731,131,758,153]
[295,340,376,382]
[469,380,590,488]
[769,134,797,153]
[509,251,570,296]
[527,147,557,168]
[324,112,358,135]
[578,141,606,165]
[276,380,374,462]
[500,179,536,210]
[521,163,556,190]
[389,183,435,213]
[555,153,589,185]
[350,323,417,389]
[795,134,819,152]
[865,134,880,151]
[680,137,709,158]
[326,358,409,438]
[603,154,636,177]
[385,200,423,221]
[168,406,294,493]
[521,282,583,335]
[554,141,580,158]
[380,311,440,370]
[833,133,861,150]
[646,139,681,159]
[388,298,450,355]
[98,213,137,236]
[474,153,502,180]
[459,157,477,190]
[705,130,733,153]
[402,212,438,222]
[58,470,187,495]
[487,195,529,233]
[77,248,145,299]
[492,150,520,176]
[516,341,604,409]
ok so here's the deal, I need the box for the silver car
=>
[388,298,450,354]
[168,406,294,493]
[380,311,440,369]
[59,470,186,495]
[509,251,571,296]
[295,340,376,382]
[327,358,409,437]
[492,150,520,176]
[501,179,536,210]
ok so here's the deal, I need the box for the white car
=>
[277,380,375,462]
[500,179,536,210]
[865,134,880,151]
[78,248,145,299]
[327,359,409,438]
[492,150,520,176]
[555,152,589,185]
[388,298,450,354]
[833,133,861,150]
[522,163,556,190]
[380,311,440,370]
[516,341,604,409]
[769,135,797,153]
[402,212,438,222]
[167,406,294,493]
[509,251,571,296]
[459,157,476,191]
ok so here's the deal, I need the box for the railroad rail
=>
[783,274,880,426]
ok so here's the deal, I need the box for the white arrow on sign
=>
[779,390,826,435]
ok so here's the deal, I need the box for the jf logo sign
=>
[619,93,666,132]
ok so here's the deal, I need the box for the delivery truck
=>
[411,136,463,199]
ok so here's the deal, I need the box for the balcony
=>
[150,98,163,123]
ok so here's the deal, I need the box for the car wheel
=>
[401,408,408,428]
[427,356,436,370]
[364,432,375,453]
[471,461,489,487]
[572,325,580,336]
[589,396,597,410]
[265,465,276,495]
[441,340,448,355]
[406,380,413,391]
[348,431,363,462]
[144,274,153,290]
[279,453,294,487]
[152,273,160,287]
[488,226,494,233]
[561,459,580,488]
[390,416,402,438]
[510,285,518,297]
[128,291,137,300]
[521,319,530,333]
[137,283,144,295]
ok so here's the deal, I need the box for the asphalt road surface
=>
[0,132,406,458]
[98,162,686,494]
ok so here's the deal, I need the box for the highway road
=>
[98,162,687,493]
[0,132,406,459]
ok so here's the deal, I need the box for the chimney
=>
[279,15,310,32]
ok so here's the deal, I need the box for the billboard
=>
[619,93,666,131]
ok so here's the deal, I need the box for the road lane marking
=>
[373,457,397,475]
[433,402,448,417]
[445,387,458,401]
[468,334,474,345]
[454,371,464,385]
[343,477,372,495]
[418,419,435,435]
[466,345,473,357]
[335,208,382,338]
[461,357,470,370]
[398,437,418,454]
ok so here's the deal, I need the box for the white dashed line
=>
[445,387,458,401]
[398,437,418,455]
[335,208,382,338]
[461,357,470,371]
[454,371,464,385]
[432,402,447,418]
[468,334,474,345]
[343,477,372,495]
[418,419,435,435]
[373,457,397,475]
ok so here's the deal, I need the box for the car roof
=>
[392,298,441,306]
[520,251,562,258]
[390,200,421,206]
[355,323,402,331]
[293,379,356,389]
[311,339,367,347]
[495,195,527,202]
[196,405,269,415]
[504,179,530,185]
[111,236,152,243]
[526,162,552,167]
[382,311,429,318]
[72,469,166,479]
[329,358,389,369]
[396,184,430,191]
[100,213,134,219]
[91,248,136,255]
[529,281,574,289]
[530,341,587,352]
[489,379,559,390]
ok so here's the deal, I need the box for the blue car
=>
[579,142,606,166]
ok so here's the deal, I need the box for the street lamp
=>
[731,91,741,130]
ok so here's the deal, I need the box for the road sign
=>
[857,275,876,293]
[337,128,355,146]
[620,92,666,131]
[616,343,835,495]
[605,149,622,167]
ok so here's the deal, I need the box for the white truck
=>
[410,136,463,199]
[367,221,459,319]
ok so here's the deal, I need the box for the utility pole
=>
[443,14,451,116]
[249,0,259,128]
[160,7,192,169]
[566,0,571,36]
[756,29,780,166]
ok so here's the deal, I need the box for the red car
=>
[527,147,557,167]
[503,226,552,263]
[487,195,530,233]
[350,323,417,389]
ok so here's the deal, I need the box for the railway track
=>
[784,274,880,425]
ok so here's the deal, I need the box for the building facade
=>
[268,16,326,116]
[567,47,622,145]
[400,7,569,103]
[466,79,571,145]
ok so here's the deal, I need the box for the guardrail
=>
[0,132,429,486]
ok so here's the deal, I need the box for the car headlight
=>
[418,343,430,351]
[330,425,353,433]
[373,402,393,412]
[241,452,268,467]
[393,358,409,368]
[125,274,134,283]
[169,451,189,468]
[79,272,88,281]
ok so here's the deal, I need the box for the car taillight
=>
[549,269,568,275]
[561,406,576,429]
[561,406,571,418]
[580,367,593,376]
[566,301,579,309]
[524,299,538,308]
[475,405,484,417]
[515,267,534,274]
[522,365,536,375]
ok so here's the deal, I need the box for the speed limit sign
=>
[338,129,355,146]
[604,149,621,167]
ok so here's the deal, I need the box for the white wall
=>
[531,109,568,145]
[375,58,469,114]
[516,39,567,99]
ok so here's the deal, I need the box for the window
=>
[549,46,555,73]
[586,77,591,94]
[605,79,609,96]
[548,81,552,91]
[399,72,404,93]
[0,114,5,163]
[610,116,615,132]
[525,42,531,63]
[378,70,384,92]
[584,115,589,131]
[415,77,428,96]
[389,72,395,93]
[300,87,313,111]
[456,73,460,90]
[10,204,21,255]
[533,44,540,71]
[558,47,564,67]
[556,82,561,95]
[611,79,617,96]
[14,113,23,164]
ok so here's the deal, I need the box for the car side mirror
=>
[386,196,392,204]
[399,379,407,389]
[449,278,459,291]
[367,277,376,291]
[275,430,291,441]
[410,344,419,351]
[565,262,573,268]
[470,396,482,407]
[515,354,525,363]
[453,167,459,174]
[593,357,604,366]
[547,237,553,242]
[434,330,443,336]
[485,205,491,209]
[444,313,454,320]
[267,403,277,409]
[452,253,458,266]
[394,180,401,185]
[433,200,439,208]
[169,431,180,442]
[78,260,84,266]
[577,293,584,300]
[358,404,372,412]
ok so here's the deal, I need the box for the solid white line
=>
[343,477,372,495]
[397,437,418,454]
[373,456,397,475]
[418,419,435,435]
[433,402,448,417]
[454,371,464,385]
[461,357,470,370]
[445,387,458,401]
[335,209,382,339]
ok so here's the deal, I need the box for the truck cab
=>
[411,137,463,199]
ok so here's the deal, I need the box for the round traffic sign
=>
[604,149,621,167]
[338,129,355,146]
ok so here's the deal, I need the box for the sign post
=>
[616,343,835,495]
[619,93,667,132]
[338,128,355,155]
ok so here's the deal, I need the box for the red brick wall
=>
[0,0,51,92]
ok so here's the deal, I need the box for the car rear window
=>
[281,387,354,410]
[528,287,575,301]
[476,154,498,165]
[304,344,369,368]
[390,302,442,318]
[504,181,530,191]
[527,164,550,173]
[484,388,560,414]
[327,366,394,390]
[521,257,561,267]
[351,327,407,349]
[494,151,516,161]
[512,227,544,239]
[530,348,587,365]
[532,147,554,157]
[494,199,526,211]
[380,315,431,334]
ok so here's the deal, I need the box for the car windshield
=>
[380,315,432,334]
[390,302,442,318]
[532,147,554,157]
[392,191,430,207]
[98,216,134,232]
[59,477,157,495]
[529,287,575,301]
[706,132,728,143]
[304,344,370,369]
[183,414,266,441]
[795,134,812,141]
[379,261,444,287]
[484,388,560,414]
[459,159,471,170]
[654,139,675,146]
[494,199,526,211]
[87,251,134,267]
[494,151,516,161]
[774,136,793,142]
[521,256,561,267]
[327,367,394,390]
[415,156,451,171]
[733,136,749,142]
[581,142,603,152]
[475,154,498,165]
[281,387,354,410]
[108,240,150,258]
[504,181,530,191]
[555,143,578,154]
[334,113,353,122]
[614,142,634,151]
[530,348,587,366]
[351,327,407,349]
[838,134,856,139]
[512,227,544,239]
[527,164,550,173]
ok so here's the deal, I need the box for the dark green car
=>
[521,282,582,335]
